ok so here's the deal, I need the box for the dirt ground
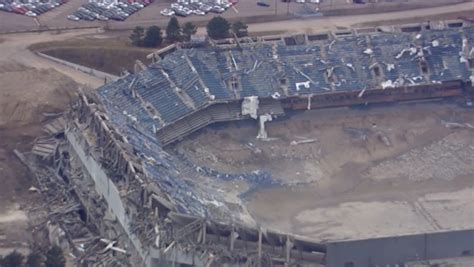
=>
[0,65,75,255]
[175,102,474,241]
[0,31,99,257]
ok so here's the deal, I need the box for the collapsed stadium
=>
[21,20,474,266]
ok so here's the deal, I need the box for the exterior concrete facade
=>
[326,230,474,267]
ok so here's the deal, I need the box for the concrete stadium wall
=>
[66,128,203,267]
[37,52,119,83]
[326,229,474,267]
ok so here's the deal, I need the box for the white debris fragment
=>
[358,88,367,98]
[346,63,355,71]
[415,33,422,39]
[442,121,474,130]
[460,56,468,63]
[327,67,335,77]
[462,37,469,53]
[470,76,474,84]
[241,96,259,119]
[363,48,373,55]
[381,80,395,89]
[432,40,440,47]
[376,131,392,147]
[295,81,311,91]
[257,114,273,139]
[386,63,395,71]
[29,186,39,192]
[396,47,417,59]
[290,139,317,145]
[369,63,378,70]
[271,92,281,99]
[405,77,416,85]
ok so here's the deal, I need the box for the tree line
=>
[130,16,248,48]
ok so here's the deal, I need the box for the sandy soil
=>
[175,102,474,241]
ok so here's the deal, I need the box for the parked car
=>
[210,5,224,13]
[199,4,212,12]
[67,14,80,21]
[193,9,205,15]
[160,8,175,16]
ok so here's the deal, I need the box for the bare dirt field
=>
[174,102,474,241]
[0,63,76,255]
[0,30,99,257]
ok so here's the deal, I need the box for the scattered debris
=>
[290,139,317,145]
[442,121,474,129]
[376,131,392,147]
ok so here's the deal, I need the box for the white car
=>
[193,9,205,15]
[199,4,212,12]
[171,3,183,10]
[160,8,175,16]
[211,6,225,13]
[220,0,232,8]
[26,11,37,17]
[67,15,80,21]
[182,7,193,15]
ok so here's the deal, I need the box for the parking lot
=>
[68,0,153,22]
[0,0,68,17]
